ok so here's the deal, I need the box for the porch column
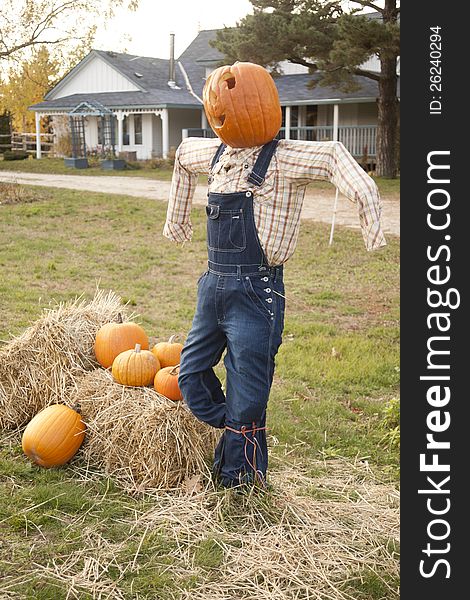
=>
[116,112,124,153]
[201,109,208,130]
[333,104,339,142]
[35,112,42,159]
[161,108,169,159]
[285,106,291,140]
[298,105,307,140]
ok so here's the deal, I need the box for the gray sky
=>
[93,0,254,59]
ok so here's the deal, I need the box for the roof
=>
[30,22,396,113]
[179,29,225,65]
[30,90,199,112]
[34,48,198,110]
[275,73,382,104]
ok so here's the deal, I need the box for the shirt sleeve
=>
[162,138,220,244]
[278,140,386,251]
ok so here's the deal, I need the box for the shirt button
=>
[245,191,251,197]
[243,163,249,169]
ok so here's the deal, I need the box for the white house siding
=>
[168,108,202,153]
[84,117,99,148]
[317,105,333,127]
[50,55,139,99]
[277,61,309,75]
[359,55,381,73]
[316,103,377,127]
[119,113,153,159]
[337,103,358,126]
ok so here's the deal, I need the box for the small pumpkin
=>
[22,404,86,468]
[203,61,282,148]
[152,335,184,368]
[112,343,159,386]
[94,313,149,368]
[154,364,182,401]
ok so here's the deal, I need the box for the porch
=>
[32,106,204,161]
[182,125,378,161]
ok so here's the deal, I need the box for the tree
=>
[0,0,139,61]
[0,46,60,132]
[213,0,400,178]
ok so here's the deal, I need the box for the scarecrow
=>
[163,62,386,488]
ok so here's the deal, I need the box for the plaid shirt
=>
[163,138,386,265]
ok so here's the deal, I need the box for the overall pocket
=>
[242,275,275,324]
[206,204,246,253]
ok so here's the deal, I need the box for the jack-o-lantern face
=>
[203,62,282,148]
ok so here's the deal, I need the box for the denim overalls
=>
[178,140,285,487]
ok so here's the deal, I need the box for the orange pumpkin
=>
[112,343,159,386]
[203,61,282,148]
[22,404,86,468]
[152,335,184,368]
[154,364,182,401]
[94,313,149,368]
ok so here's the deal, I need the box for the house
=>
[29,23,397,162]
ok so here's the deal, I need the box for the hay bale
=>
[70,369,220,491]
[0,289,130,429]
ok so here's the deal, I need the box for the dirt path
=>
[0,170,399,236]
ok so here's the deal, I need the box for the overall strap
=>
[247,139,280,186]
[210,143,226,169]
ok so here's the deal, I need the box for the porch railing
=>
[182,128,217,139]
[183,125,377,158]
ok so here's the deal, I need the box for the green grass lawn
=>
[0,186,400,598]
[0,155,400,195]
[0,156,175,180]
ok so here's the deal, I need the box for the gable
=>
[48,54,141,100]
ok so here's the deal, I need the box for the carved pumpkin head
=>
[203,62,282,148]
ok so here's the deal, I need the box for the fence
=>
[1,132,55,156]
[182,125,378,159]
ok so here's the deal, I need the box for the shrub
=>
[125,161,143,170]
[147,157,175,169]
[3,150,29,161]
[0,181,43,205]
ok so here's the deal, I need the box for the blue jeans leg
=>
[178,276,227,428]
[213,279,283,486]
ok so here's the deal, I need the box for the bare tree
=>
[0,0,139,61]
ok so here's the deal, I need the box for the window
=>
[306,105,318,127]
[134,114,142,145]
[98,116,117,146]
[122,115,130,145]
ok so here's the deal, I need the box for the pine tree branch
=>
[352,1,384,13]
[287,56,318,69]
[352,67,381,81]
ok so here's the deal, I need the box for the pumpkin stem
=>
[169,364,180,376]
[117,313,123,324]
[168,334,178,344]
[135,343,141,353]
